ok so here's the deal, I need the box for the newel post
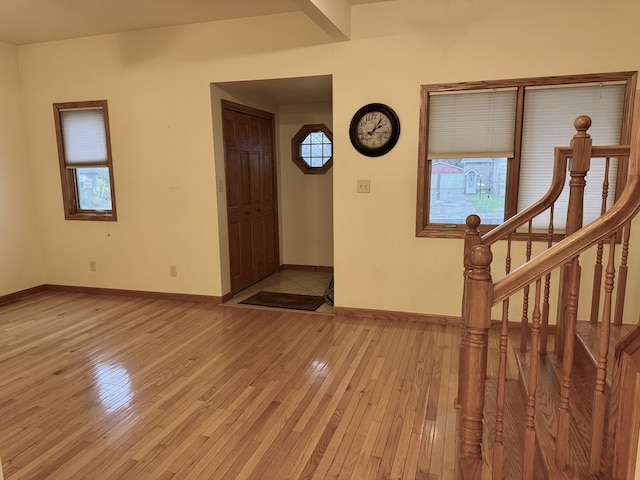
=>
[458,244,493,480]
[556,115,592,357]
[457,214,482,408]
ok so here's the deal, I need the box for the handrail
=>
[482,144,630,246]
[482,146,570,246]
[492,174,640,304]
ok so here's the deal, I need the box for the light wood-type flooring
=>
[0,291,525,479]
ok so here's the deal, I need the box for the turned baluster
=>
[590,235,616,473]
[520,220,533,352]
[590,244,604,324]
[458,245,493,480]
[523,278,543,479]
[556,116,593,358]
[556,256,581,468]
[457,214,482,409]
[614,222,631,325]
[492,233,512,479]
[540,205,554,357]
[590,157,611,324]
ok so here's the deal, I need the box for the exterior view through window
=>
[291,124,333,174]
[301,131,332,168]
[75,167,113,211]
[430,157,507,225]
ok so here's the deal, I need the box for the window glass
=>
[291,124,333,174]
[76,167,113,211]
[301,131,332,168]
[429,157,507,225]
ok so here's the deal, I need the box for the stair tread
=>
[483,377,545,479]
[575,321,634,387]
[480,324,634,478]
[511,348,599,479]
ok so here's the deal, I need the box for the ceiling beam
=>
[293,0,351,41]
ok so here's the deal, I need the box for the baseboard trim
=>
[43,284,223,304]
[0,285,48,306]
[333,309,563,330]
[280,264,334,273]
[334,306,463,325]
[221,291,234,303]
[0,286,565,331]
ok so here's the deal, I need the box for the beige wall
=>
[331,0,640,317]
[278,103,333,268]
[10,1,640,320]
[0,42,44,295]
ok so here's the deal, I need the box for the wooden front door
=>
[222,100,278,294]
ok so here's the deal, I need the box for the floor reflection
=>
[93,362,133,414]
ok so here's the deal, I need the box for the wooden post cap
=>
[573,115,592,138]
[466,214,481,230]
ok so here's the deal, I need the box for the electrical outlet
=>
[89,261,96,272]
[170,265,178,277]
[357,179,371,193]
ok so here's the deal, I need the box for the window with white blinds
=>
[60,108,108,167]
[428,89,517,159]
[417,72,635,237]
[519,84,625,228]
[53,100,117,221]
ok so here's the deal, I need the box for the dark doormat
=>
[239,291,325,311]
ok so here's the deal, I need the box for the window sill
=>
[65,211,117,221]
[416,224,566,242]
[416,223,497,239]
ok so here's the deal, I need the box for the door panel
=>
[222,101,278,294]
[228,222,241,283]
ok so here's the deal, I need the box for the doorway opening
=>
[214,75,334,311]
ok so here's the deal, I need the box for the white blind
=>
[428,89,517,159]
[518,84,625,228]
[60,108,108,166]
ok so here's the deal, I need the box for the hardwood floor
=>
[0,291,465,479]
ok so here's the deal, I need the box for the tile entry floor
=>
[224,269,334,314]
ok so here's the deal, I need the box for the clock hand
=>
[367,118,384,135]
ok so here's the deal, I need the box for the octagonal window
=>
[291,124,333,174]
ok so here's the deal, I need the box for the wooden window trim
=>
[416,71,637,239]
[291,124,333,175]
[53,100,117,221]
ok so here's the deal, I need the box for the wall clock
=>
[349,103,400,157]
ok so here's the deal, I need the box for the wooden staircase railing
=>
[457,94,640,479]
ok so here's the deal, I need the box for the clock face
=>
[356,111,393,149]
[349,103,400,157]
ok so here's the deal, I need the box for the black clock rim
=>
[349,103,401,157]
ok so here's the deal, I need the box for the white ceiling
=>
[0,0,383,46]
